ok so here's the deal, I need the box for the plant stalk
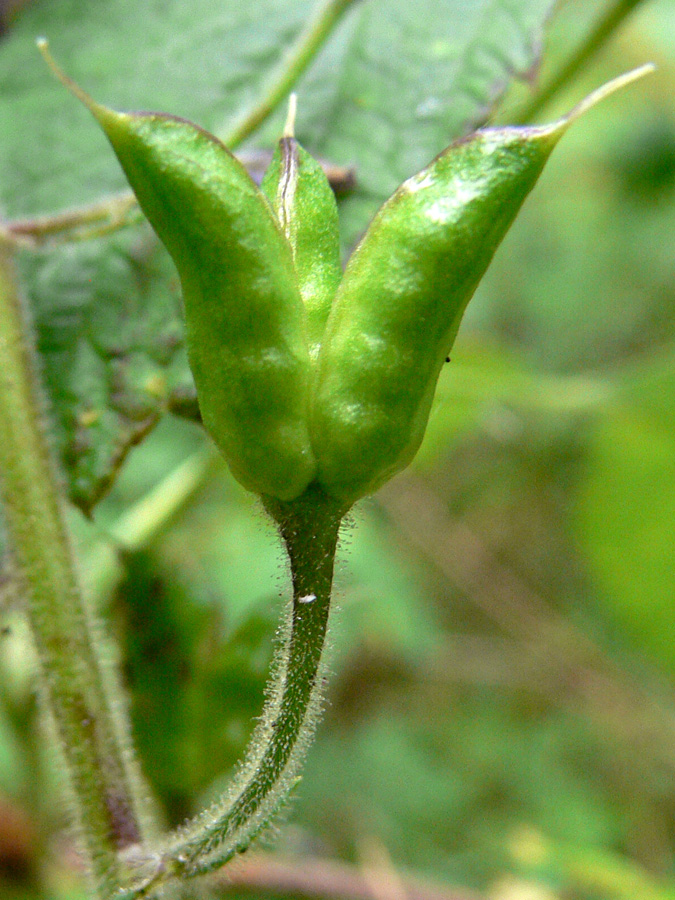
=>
[0,245,153,897]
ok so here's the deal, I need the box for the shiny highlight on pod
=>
[39,41,651,509]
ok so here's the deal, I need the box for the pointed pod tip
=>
[37,38,112,124]
[562,63,656,130]
[525,64,656,152]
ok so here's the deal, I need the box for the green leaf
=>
[0,0,555,508]
[17,234,192,511]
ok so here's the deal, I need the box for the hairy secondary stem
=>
[0,246,154,897]
[128,486,344,897]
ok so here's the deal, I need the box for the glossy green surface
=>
[91,106,317,502]
[91,106,564,508]
[311,124,562,504]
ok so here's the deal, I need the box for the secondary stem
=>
[2,157,353,248]
[220,851,481,900]
[86,447,218,604]
[3,190,141,247]
[221,0,360,148]
[0,246,152,896]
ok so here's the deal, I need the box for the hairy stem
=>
[0,246,154,896]
[514,0,648,124]
[128,485,344,897]
[221,0,361,148]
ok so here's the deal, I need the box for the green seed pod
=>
[40,42,316,502]
[311,70,652,506]
[42,43,649,512]
[260,101,342,364]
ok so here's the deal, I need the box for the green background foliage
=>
[1,0,674,898]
